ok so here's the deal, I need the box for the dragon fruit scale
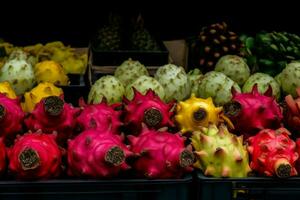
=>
[76,99,122,134]
[0,94,24,142]
[128,126,194,179]
[296,138,300,173]
[123,89,174,135]
[247,128,298,178]
[67,129,132,178]
[8,131,62,180]
[192,124,251,178]
[224,84,283,138]
[25,96,79,146]
[175,94,233,134]
[283,88,300,136]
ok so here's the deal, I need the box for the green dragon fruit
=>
[188,69,203,94]
[155,64,191,102]
[0,49,36,95]
[242,73,281,100]
[214,55,250,86]
[192,123,251,177]
[280,62,300,97]
[88,75,125,105]
[125,75,165,100]
[197,71,241,106]
[114,58,149,86]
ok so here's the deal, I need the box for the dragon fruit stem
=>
[105,146,125,166]
[19,148,40,171]
[193,108,207,121]
[179,150,195,168]
[275,158,292,178]
[143,108,163,127]
[43,96,64,116]
[0,104,6,120]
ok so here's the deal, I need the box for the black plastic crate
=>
[196,171,300,200]
[0,175,192,200]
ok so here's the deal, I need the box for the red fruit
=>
[123,89,174,135]
[67,129,132,178]
[128,126,194,179]
[8,131,62,180]
[0,94,24,141]
[247,128,298,178]
[296,139,300,173]
[224,84,282,138]
[76,99,122,134]
[24,96,80,146]
[0,138,6,175]
[284,88,300,136]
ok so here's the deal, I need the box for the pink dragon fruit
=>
[123,89,174,135]
[0,138,6,175]
[67,129,132,178]
[76,99,122,134]
[284,88,300,136]
[8,131,62,180]
[224,84,283,138]
[295,138,300,173]
[247,128,298,178]
[0,94,24,142]
[24,96,80,146]
[128,125,194,179]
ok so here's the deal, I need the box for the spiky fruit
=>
[175,94,233,134]
[192,124,251,177]
[125,76,165,101]
[68,129,132,178]
[123,89,174,135]
[247,128,298,178]
[34,60,69,86]
[22,82,63,113]
[76,99,122,134]
[155,64,191,102]
[24,96,79,146]
[128,126,194,179]
[187,69,203,94]
[88,75,125,105]
[283,88,300,136]
[190,22,244,73]
[197,71,241,106]
[242,73,281,101]
[224,85,283,138]
[0,81,17,99]
[0,138,6,175]
[280,62,300,97]
[0,94,24,141]
[114,58,149,86]
[8,131,62,180]
[0,50,36,95]
[214,55,250,86]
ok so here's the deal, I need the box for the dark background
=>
[0,1,298,46]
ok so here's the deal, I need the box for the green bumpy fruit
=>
[280,62,300,97]
[188,69,203,94]
[192,124,251,178]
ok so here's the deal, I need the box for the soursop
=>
[188,69,203,94]
[280,62,300,97]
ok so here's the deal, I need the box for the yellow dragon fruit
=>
[0,81,17,99]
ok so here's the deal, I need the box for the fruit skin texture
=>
[247,128,298,178]
[192,124,251,178]
[215,55,250,86]
[125,75,165,101]
[283,88,300,136]
[175,94,233,134]
[76,100,122,134]
[128,126,194,179]
[88,75,125,105]
[224,85,283,138]
[280,62,300,97]
[68,129,132,178]
[24,96,79,146]
[8,132,62,180]
[0,81,17,99]
[155,64,191,102]
[123,89,174,135]
[114,58,149,86]
[0,49,36,95]
[0,138,6,175]
[0,94,24,141]
[187,69,203,94]
[197,71,241,106]
[34,60,69,86]
[242,72,281,101]
[22,82,63,113]
[295,138,300,173]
